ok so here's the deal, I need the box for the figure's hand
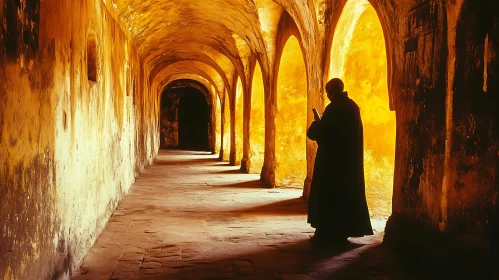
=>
[312,108,321,121]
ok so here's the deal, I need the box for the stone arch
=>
[246,59,266,174]
[152,60,232,100]
[149,48,238,89]
[160,79,216,152]
[231,76,244,165]
[324,0,395,110]
[157,76,221,152]
[243,54,272,175]
[272,0,320,73]
[159,74,219,103]
[273,33,308,187]
[221,88,232,161]
[260,10,310,188]
[325,0,396,217]
[274,10,309,84]
[141,40,252,94]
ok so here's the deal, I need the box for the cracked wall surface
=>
[1,0,498,278]
[1,0,158,279]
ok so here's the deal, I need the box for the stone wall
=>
[375,0,499,255]
[444,0,498,251]
[0,0,158,279]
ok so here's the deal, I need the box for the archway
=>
[234,77,244,165]
[275,36,308,187]
[178,88,210,151]
[160,80,215,151]
[215,94,222,153]
[222,90,231,161]
[249,62,265,174]
[328,0,395,218]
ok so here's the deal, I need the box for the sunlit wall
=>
[223,90,231,161]
[328,0,395,218]
[249,63,265,174]
[215,94,222,153]
[235,77,244,165]
[275,36,308,187]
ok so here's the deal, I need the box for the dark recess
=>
[178,88,210,151]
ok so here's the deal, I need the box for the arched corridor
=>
[233,77,244,165]
[1,0,498,279]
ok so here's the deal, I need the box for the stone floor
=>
[72,150,426,280]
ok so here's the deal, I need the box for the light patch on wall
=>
[329,0,395,218]
[327,0,369,82]
[232,33,252,59]
[215,94,222,153]
[484,34,489,93]
[314,0,327,25]
[3,266,13,280]
[275,35,307,188]
[249,62,265,173]
[223,90,231,161]
[235,77,244,165]
[255,0,282,51]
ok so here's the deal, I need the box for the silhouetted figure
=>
[307,78,373,245]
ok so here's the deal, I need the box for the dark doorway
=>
[178,88,210,151]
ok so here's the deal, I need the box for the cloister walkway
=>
[73,150,420,280]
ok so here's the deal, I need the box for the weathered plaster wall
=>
[0,0,158,279]
[375,0,499,255]
[445,0,498,250]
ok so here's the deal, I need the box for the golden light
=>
[255,0,283,52]
[249,62,265,173]
[223,90,231,161]
[232,33,252,59]
[215,94,222,153]
[235,77,244,165]
[275,36,308,188]
[329,0,395,218]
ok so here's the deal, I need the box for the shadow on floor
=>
[152,157,218,166]
[211,180,267,189]
[213,168,246,174]
[238,198,308,216]
[132,239,426,280]
[159,149,213,155]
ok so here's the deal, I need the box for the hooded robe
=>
[307,91,373,238]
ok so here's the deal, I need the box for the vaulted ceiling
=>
[102,0,325,97]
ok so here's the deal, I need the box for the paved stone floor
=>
[72,150,426,280]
